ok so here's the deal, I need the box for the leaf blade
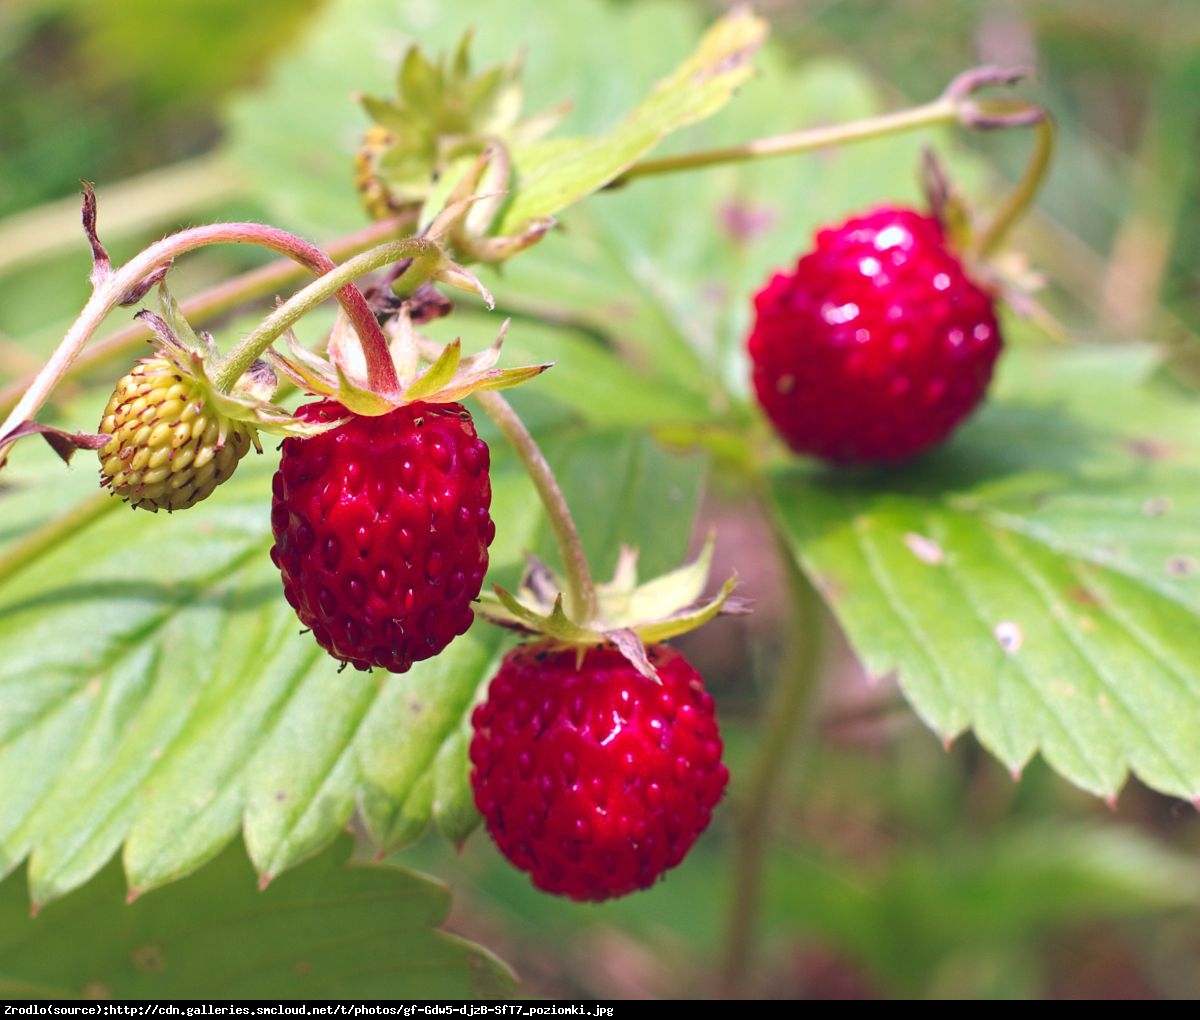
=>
[0,836,513,999]
[768,344,1200,801]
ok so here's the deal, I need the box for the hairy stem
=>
[719,516,826,998]
[971,112,1056,259]
[473,389,599,624]
[213,237,440,391]
[613,66,1049,259]
[614,97,961,184]
[0,221,398,458]
[0,153,245,277]
[0,216,413,419]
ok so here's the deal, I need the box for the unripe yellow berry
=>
[98,357,255,512]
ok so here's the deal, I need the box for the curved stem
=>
[473,389,599,624]
[614,66,1050,263]
[0,221,398,457]
[0,216,413,420]
[719,509,826,998]
[971,111,1055,259]
[613,97,959,184]
[213,237,439,391]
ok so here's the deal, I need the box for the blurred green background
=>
[1,0,1198,1000]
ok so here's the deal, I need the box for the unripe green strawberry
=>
[98,356,256,512]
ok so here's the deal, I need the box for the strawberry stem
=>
[719,519,828,998]
[0,215,400,461]
[613,99,963,183]
[0,216,411,422]
[212,236,441,393]
[610,64,1046,190]
[473,389,600,624]
[970,112,1056,259]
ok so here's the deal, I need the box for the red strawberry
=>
[270,399,494,673]
[469,643,728,902]
[747,206,1002,463]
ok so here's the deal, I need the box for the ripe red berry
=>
[747,206,1002,463]
[470,643,728,902]
[270,399,494,673]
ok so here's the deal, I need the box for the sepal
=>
[477,534,747,679]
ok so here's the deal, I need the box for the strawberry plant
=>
[1,0,1199,1001]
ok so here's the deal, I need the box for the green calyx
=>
[141,285,341,442]
[97,284,344,512]
[478,535,746,680]
[355,31,566,218]
[267,311,551,417]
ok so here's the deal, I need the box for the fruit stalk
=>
[211,236,444,392]
[971,112,1055,259]
[615,100,963,183]
[472,389,600,624]
[719,527,827,998]
[0,216,412,421]
[611,64,1046,190]
[0,220,400,462]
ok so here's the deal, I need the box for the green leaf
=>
[768,344,1200,802]
[0,836,512,999]
[224,0,774,245]
[0,421,702,904]
[494,6,767,234]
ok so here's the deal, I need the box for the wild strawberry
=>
[98,355,257,512]
[269,399,494,674]
[469,643,728,902]
[747,206,1002,464]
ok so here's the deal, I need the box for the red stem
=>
[214,224,398,392]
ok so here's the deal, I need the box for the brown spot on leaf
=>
[1124,437,1174,460]
[131,943,166,974]
[1166,555,1197,577]
[1067,585,1102,607]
